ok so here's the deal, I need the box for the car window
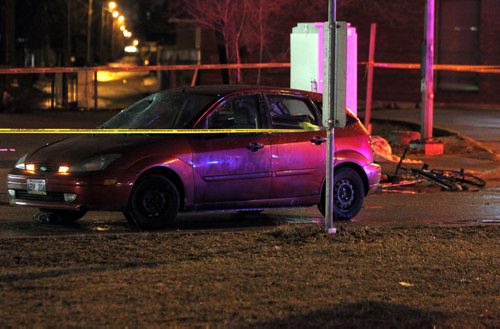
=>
[100,92,215,129]
[266,95,319,130]
[206,95,260,129]
[313,100,358,127]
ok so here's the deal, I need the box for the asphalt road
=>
[0,182,498,238]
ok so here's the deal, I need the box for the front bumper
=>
[7,170,133,211]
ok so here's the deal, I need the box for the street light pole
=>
[100,2,118,64]
[100,7,106,64]
[86,0,93,66]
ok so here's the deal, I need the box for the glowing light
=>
[97,70,115,82]
[58,166,70,174]
[124,45,138,53]
[120,25,126,31]
[132,39,139,46]
[118,15,125,24]
[112,11,119,18]
[26,164,35,172]
[144,59,150,65]
[108,1,117,10]
[123,30,132,38]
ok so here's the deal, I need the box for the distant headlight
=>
[70,154,121,172]
[14,153,28,170]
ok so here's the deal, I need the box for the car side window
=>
[313,100,358,127]
[266,95,319,130]
[207,95,260,129]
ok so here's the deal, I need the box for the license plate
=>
[26,179,47,195]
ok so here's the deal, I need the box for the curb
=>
[371,118,497,160]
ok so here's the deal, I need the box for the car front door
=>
[190,94,271,206]
[265,94,326,199]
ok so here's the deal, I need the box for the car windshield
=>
[100,92,216,129]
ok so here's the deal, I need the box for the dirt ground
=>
[0,225,498,328]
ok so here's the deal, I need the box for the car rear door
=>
[264,94,326,199]
[190,94,271,206]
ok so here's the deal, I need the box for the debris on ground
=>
[371,135,423,164]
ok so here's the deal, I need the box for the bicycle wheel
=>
[429,169,486,188]
[411,168,459,191]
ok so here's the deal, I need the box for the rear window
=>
[266,95,320,130]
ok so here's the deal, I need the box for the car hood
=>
[26,135,159,165]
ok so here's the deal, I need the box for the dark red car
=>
[7,85,380,229]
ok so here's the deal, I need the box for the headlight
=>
[70,154,121,172]
[14,153,28,170]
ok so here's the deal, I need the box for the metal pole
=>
[421,0,435,141]
[86,0,93,66]
[100,8,105,64]
[111,20,115,61]
[51,74,55,109]
[94,70,98,110]
[364,23,377,134]
[324,0,336,233]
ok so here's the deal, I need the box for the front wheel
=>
[124,175,180,229]
[318,167,365,220]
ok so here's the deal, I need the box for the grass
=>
[0,225,498,328]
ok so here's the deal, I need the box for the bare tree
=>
[181,0,248,83]
[241,0,327,83]
[167,0,416,84]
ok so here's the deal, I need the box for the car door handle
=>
[311,136,327,145]
[247,142,264,152]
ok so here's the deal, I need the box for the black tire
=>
[35,209,87,224]
[124,175,179,229]
[318,167,365,220]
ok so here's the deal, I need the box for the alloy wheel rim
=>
[334,178,355,209]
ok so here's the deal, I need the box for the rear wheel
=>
[318,167,365,220]
[124,175,180,229]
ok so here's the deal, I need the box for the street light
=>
[100,2,120,63]
[99,1,135,62]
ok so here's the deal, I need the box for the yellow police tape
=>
[0,128,305,134]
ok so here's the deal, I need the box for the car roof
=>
[158,85,322,100]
